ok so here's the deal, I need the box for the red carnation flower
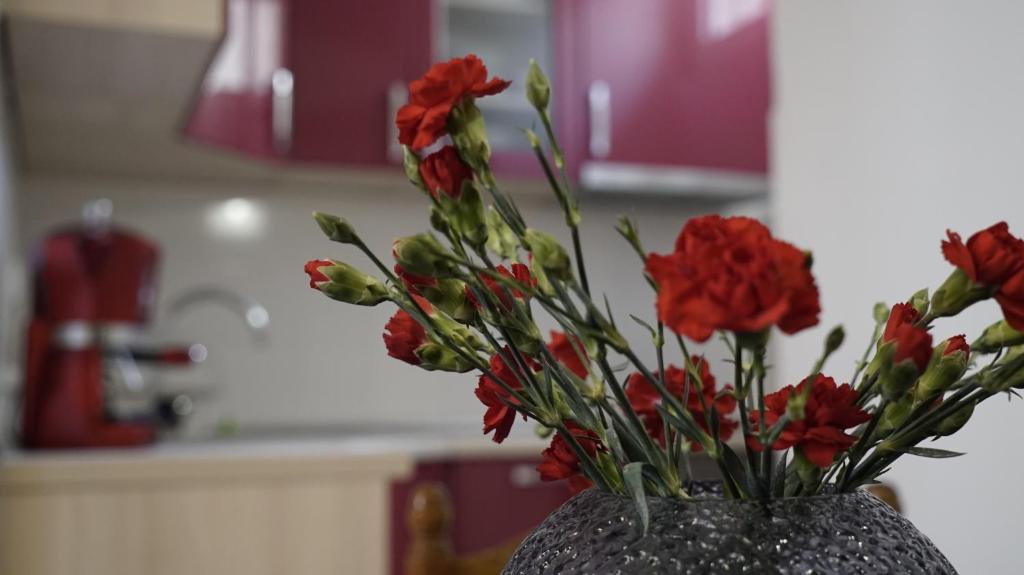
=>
[304,259,333,289]
[396,54,511,150]
[548,330,588,378]
[625,357,737,448]
[943,334,970,360]
[748,374,871,468]
[419,145,473,199]
[382,296,433,365]
[475,348,539,443]
[995,268,1024,331]
[882,303,933,372]
[942,222,1024,286]
[537,421,603,494]
[466,263,536,310]
[645,215,820,342]
[883,302,920,341]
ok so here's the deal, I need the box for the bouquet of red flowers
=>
[305,55,1024,520]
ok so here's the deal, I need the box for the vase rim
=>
[582,481,866,505]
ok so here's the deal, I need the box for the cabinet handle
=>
[387,81,408,164]
[588,80,612,159]
[271,67,294,153]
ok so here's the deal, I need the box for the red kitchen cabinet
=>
[553,0,770,193]
[287,0,433,165]
[185,0,433,166]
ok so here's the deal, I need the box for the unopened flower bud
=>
[974,319,1024,354]
[526,59,551,112]
[485,207,519,260]
[913,336,970,403]
[402,146,426,192]
[825,325,846,356]
[449,101,491,172]
[421,278,477,323]
[878,396,913,436]
[446,180,488,247]
[880,359,922,401]
[873,302,890,324]
[313,212,359,244]
[524,229,571,279]
[415,342,474,373]
[785,389,807,422]
[909,288,930,316]
[304,259,388,305]
[393,234,456,278]
[933,401,974,437]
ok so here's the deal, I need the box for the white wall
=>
[774,2,1024,572]
[13,172,757,439]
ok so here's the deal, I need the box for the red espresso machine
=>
[20,201,193,449]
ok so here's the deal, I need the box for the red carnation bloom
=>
[396,54,511,150]
[475,348,539,443]
[882,303,933,372]
[883,302,920,341]
[625,357,737,448]
[548,330,588,378]
[382,296,433,365]
[419,145,473,199]
[304,259,333,289]
[537,421,602,494]
[748,374,871,468]
[645,215,820,342]
[466,263,536,310]
[943,334,970,360]
[996,269,1024,330]
[942,222,1024,286]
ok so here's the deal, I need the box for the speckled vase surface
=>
[502,483,956,575]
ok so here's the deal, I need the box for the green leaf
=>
[901,446,966,459]
[623,462,650,535]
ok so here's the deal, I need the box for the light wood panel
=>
[0,452,413,575]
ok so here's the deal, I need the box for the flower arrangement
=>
[304,55,1024,520]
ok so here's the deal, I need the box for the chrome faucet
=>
[165,285,271,340]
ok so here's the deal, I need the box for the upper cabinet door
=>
[185,0,433,166]
[556,0,770,192]
[287,0,434,166]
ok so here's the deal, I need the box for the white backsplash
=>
[9,171,763,440]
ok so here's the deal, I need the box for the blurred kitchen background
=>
[0,1,1022,573]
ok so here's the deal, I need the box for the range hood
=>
[3,2,299,182]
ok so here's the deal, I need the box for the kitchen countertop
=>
[0,426,548,488]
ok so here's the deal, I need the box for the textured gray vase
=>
[503,483,956,575]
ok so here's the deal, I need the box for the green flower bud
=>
[449,101,491,172]
[525,59,551,112]
[931,268,991,318]
[934,401,975,437]
[974,320,1024,354]
[878,396,913,436]
[785,389,807,422]
[873,302,890,324]
[305,259,388,306]
[420,278,477,323]
[524,228,571,279]
[444,180,488,247]
[402,146,426,192]
[880,359,921,401]
[313,212,359,244]
[825,325,846,356]
[913,341,969,403]
[909,288,930,316]
[393,234,456,278]
[414,342,474,373]
[485,206,520,260]
[615,215,645,258]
